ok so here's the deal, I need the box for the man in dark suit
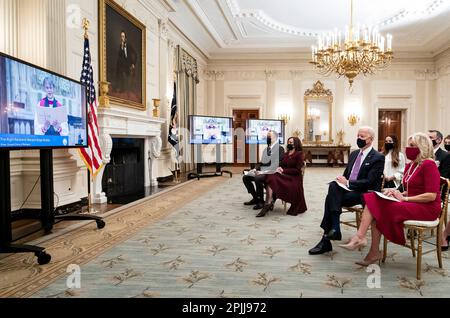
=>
[116,30,137,93]
[309,126,385,255]
[243,130,285,210]
[429,130,450,179]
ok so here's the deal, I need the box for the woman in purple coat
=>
[257,137,307,217]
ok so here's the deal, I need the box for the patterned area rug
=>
[0,177,224,297]
[2,168,450,298]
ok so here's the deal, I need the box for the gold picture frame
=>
[304,81,333,144]
[99,0,146,110]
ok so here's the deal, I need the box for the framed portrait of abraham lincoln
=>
[99,0,146,110]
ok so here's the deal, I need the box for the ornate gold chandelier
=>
[310,0,393,87]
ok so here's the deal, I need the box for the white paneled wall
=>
[203,58,450,155]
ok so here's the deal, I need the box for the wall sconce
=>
[278,114,290,124]
[347,113,360,126]
[292,128,302,139]
[152,98,161,117]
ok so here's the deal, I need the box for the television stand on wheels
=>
[39,149,105,230]
[0,150,51,265]
[188,144,233,180]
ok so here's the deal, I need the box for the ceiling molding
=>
[185,0,228,48]
[167,0,450,59]
[138,0,169,20]
[162,0,177,12]
[225,0,450,36]
[167,20,210,62]
[225,0,317,37]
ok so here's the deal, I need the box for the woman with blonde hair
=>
[339,132,441,265]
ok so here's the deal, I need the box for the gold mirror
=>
[304,81,333,144]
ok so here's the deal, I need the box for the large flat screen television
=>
[246,119,285,144]
[189,115,233,144]
[0,52,88,150]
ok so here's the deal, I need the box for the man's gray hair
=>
[270,130,279,140]
[359,126,375,139]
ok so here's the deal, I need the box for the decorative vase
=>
[98,81,110,108]
[152,99,161,117]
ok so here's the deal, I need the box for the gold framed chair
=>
[283,162,306,213]
[382,177,450,280]
[341,175,385,229]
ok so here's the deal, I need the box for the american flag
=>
[78,36,103,176]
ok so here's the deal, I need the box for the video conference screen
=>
[0,52,88,150]
[189,115,233,144]
[246,119,285,144]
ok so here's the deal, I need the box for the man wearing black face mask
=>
[243,130,285,209]
[444,135,450,152]
[428,130,450,179]
[309,126,385,255]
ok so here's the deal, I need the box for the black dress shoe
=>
[244,198,259,205]
[308,238,332,255]
[253,202,265,210]
[324,229,342,241]
[256,203,273,217]
[441,245,449,251]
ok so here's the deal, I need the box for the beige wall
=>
[204,53,450,153]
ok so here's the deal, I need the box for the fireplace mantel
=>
[97,108,165,137]
[91,107,165,204]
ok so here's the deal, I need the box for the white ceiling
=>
[169,0,450,58]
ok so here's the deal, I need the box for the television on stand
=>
[0,53,88,150]
[188,115,233,179]
[245,119,285,169]
[0,52,101,265]
[245,119,285,145]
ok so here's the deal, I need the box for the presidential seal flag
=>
[168,82,180,158]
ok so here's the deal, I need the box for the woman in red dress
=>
[257,137,307,217]
[339,132,441,265]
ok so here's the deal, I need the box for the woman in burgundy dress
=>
[257,137,307,217]
[339,132,441,265]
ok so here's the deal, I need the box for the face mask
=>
[287,144,294,151]
[445,144,450,152]
[266,137,272,145]
[405,147,421,161]
[384,143,394,151]
[357,138,367,149]
[431,139,438,147]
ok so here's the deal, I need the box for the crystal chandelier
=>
[310,0,393,88]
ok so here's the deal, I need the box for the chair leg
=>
[382,236,387,263]
[356,212,361,229]
[437,225,443,269]
[283,201,287,214]
[410,229,416,258]
[417,230,423,281]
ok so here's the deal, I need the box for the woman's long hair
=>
[288,137,302,152]
[382,135,400,168]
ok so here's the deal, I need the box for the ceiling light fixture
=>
[310,0,394,88]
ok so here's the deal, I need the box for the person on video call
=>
[34,77,68,136]
[116,30,137,93]
[242,130,285,210]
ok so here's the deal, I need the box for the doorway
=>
[232,109,259,165]
[378,110,402,151]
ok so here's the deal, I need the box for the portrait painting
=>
[99,0,146,110]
